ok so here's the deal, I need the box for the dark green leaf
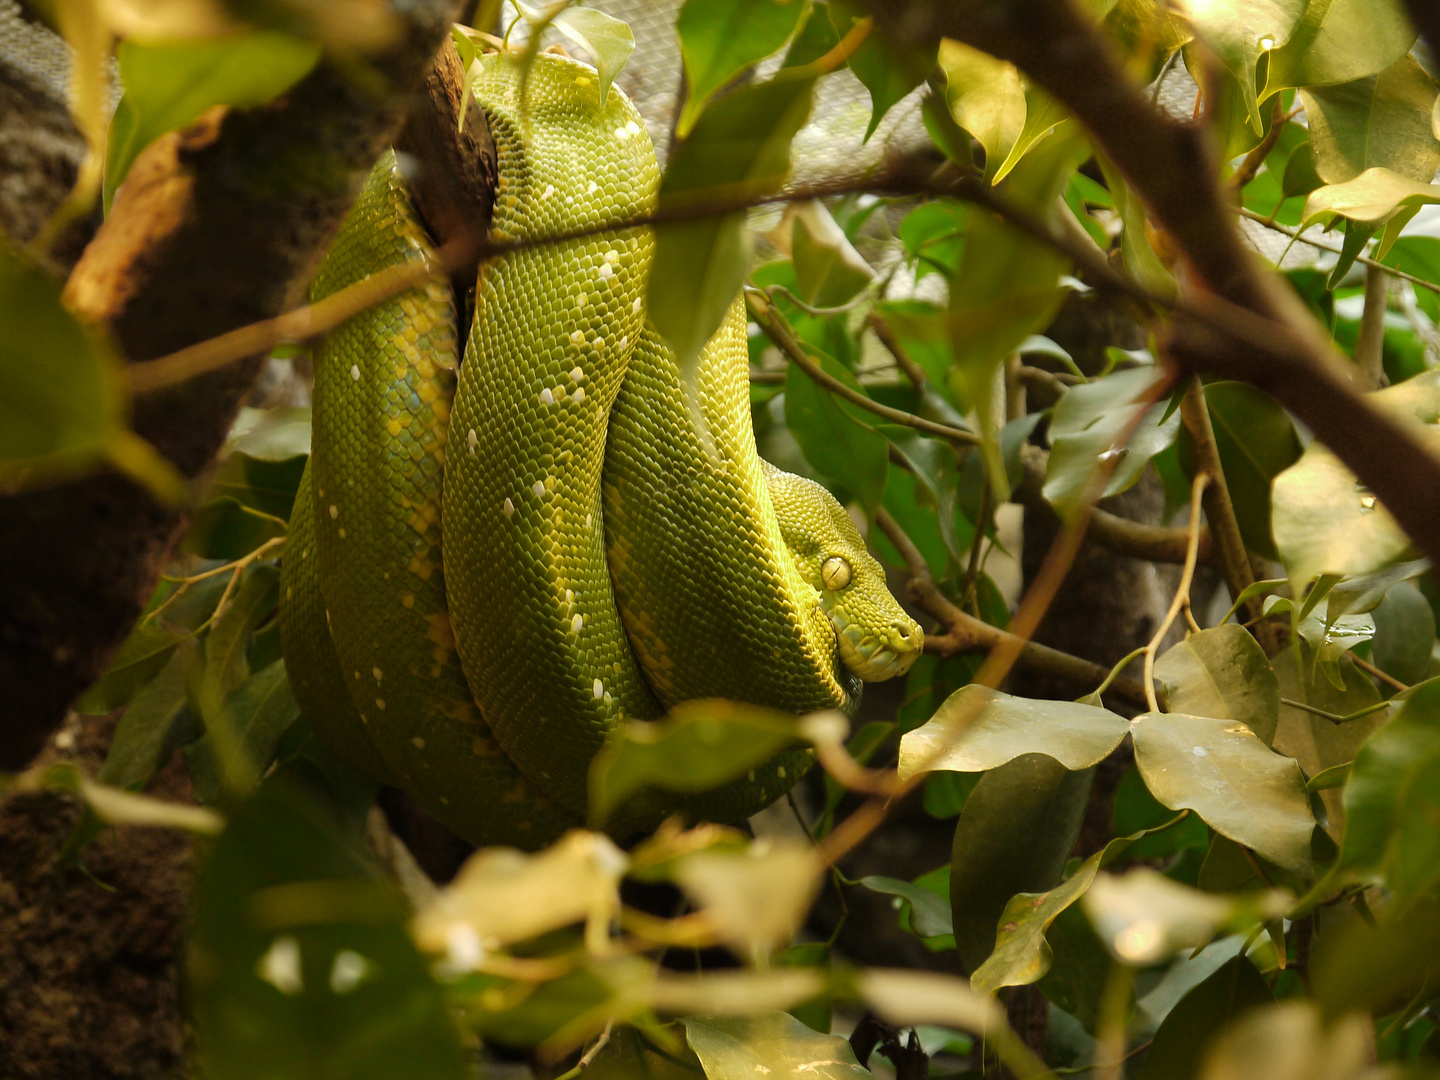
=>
[674,0,808,137]
[190,766,466,1080]
[897,200,967,280]
[106,32,321,208]
[588,1027,706,1079]
[949,754,1094,970]
[861,870,954,942]
[923,770,980,819]
[1371,581,1436,687]
[1136,956,1276,1080]
[783,349,888,514]
[207,451,308,521]
[1113,765,1210,860]
[189,661,301,804]
[782,5,838,69]
[832,0,938,139]
[1197,381,1302,560]
[97,640,200,791]
[1154,625,1281,744]
[183,497,287,561]
[589,699,804,824]
[1312,895,1440,1019]
[74,621,182,715]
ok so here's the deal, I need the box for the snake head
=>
[764,465,925,683]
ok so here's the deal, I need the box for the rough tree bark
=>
[0,0,465,770]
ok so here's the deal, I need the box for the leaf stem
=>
[1350,654,1410,693]
[1235,207,1440,298]
[1280,697,1392,725]
[1142,472,1212,712]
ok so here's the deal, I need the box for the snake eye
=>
[821,556,852,591]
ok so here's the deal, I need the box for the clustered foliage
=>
[7,0,1440,1076]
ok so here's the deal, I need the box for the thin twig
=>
[1236,207,1440,297]
[746,289,981,445]
[1142,472,1212,711]
[1280,697,1392,725]
[1350,654,1411,693]
[1229,100,1301,191]
[1356,264,1390,390]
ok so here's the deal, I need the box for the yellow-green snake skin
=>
[279,51,922,849]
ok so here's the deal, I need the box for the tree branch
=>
[0,0,466,768]
[874,508,1150,708]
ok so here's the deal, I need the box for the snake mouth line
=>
[830,607,923,683]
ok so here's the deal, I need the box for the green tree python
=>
[278,50,923,849]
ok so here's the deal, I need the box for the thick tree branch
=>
[874,508,1150,708]
[865,0,1440,578]
[0,0,465,769]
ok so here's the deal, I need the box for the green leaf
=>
[1042,367,1182,518]
[970,815,1186,996]
[1082,869,1291,965]
[935,38,1025,179]
[674,840,823,960]
[682,1014,873,1080]
[950,128,1087,499]
[1323,678,1440,911]
[227,405,312,461]
[782,4,838,68]
[190,767,465,1080]
[861,870,954,942]
[184,497,288,560]
[1311,896,1440,1019]
[1194,1002,1372,1080]
[783,349,888,514]
[1154,625,1281,744]
[1113,764,1211,859]
[897,200,967,280]
[1301,166,1440,230]
[992,84,1069,184]
[1272,643,1386,838]
[1324,557,1428,619]
[1271,370,1440,585]
[1299,55,1440,185]
[550,7,634,106]
[1131,712,1316,872]
[588,1028,707,1080]
[1183,0,1304,134]
[1262,0,1416,97]
[949,754,1094,970]
[674,0,808,138]
[1098,157,1175,300]
[73,621,182,715]
[208,452,308,520]
[831,0,938,140]
[188,661,301,805]
[898,686,1129,779]
[790,200,875,308]
[0,242,134,489]
[588,699,804,825]
[1136,956,1276,1080]
[650,75,813,376]
[106,31,321,209]
[97,640,199,791]
[1197,381,1302,560]
[1371,580,1436,686]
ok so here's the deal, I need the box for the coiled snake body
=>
[279,51,922,848]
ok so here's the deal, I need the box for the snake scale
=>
[278,50,923,849]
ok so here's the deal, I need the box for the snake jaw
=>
[829,604,924,682]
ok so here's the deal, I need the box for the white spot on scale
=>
[372,667,382,681]
[543,184,555,199]
[375,698,385,710]
[338,528,346,539]
[632,297,642,313]
[627,120,641,135]
[412,737,425,749]
[576,294,586,309]
[532,481,545,497]
[593,679,604,699]
[586,513,593,528]
[571,614,583,632]
[571,330,585,345]
[604,692,612,706]
[257,935,303,995]
[329,505,338,519]
[587,181,598,194]
[503,497,515,517]
[593,337,604,350]
[566,589,574,603]
[468,429,477,454]
[350,364,360,381]
[615,126,629,140]
[570,366,584,382]
[777,766,786,778]
[604,250,619,265]
[598,263,613,279]
[618,335,627,350]
[573,387,585,404]
[1193,746,1208,757]
[540,387,554,405]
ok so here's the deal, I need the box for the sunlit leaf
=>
[1135,955,1276,1080]
[1155,625,1281,744]
[651,969,826,1018]
[1042,366,1181,518]
[588,700,805,825]
[1301,166,1440,230]
[551,6,634,106]
[935,38,1025,179]
[227,405,312,461]
[992,84,1069,184]
[106,31,321,208]
[1131,712,1315,871]
[1262,0,1416,97]
[675,840,823,961]
[1299,56,1440,185]
[1179,0,1304,133]
[1082,869,1290,965]
[1271,370,1440,585]
[899,686,1129,780]
[857,969,1002,1036]
[587,1027,707,1080]
[682,1012,872,1079]
[674,0,807,137]
[650,76,813,376]
[1195,1002,1371,1080]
